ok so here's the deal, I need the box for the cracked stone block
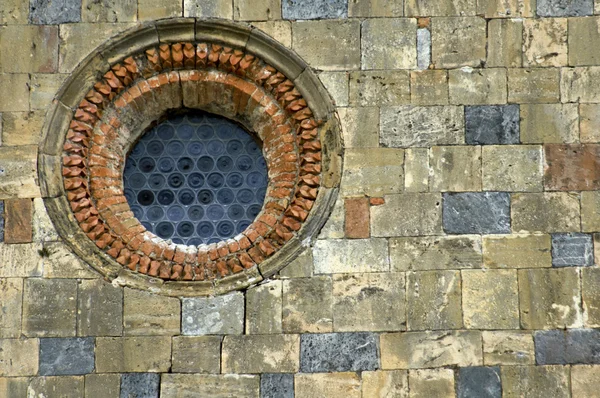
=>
[457,367,501,398]
[552,233,594,267]
[465,105,519,145]
[29,0,81,24]
[523,18,568,67]
[537,0,592,16]
[283,0,347,19]
[261,374,294,398]
[482,331,535,365]
[182,292,244,335]
[409,369,455,398]
[39,338,94,376]
[121,373,160,398]
[443,192,511,234]
[561,67,600,103]
[300,333,379,372]
[535,329,600,364]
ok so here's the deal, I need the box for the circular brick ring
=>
[39,19,342,296]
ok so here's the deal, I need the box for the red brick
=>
[544,144,600,191]
[4,199,33,244]
[345,197,370,239]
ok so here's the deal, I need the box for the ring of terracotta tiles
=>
[39,19,342,296]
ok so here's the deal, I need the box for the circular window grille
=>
[39,19,342,296]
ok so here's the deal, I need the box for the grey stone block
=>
[537,0,592,16]
[465,105,520,145]
[39,337,95,376]
[121,373,160,398]
[300,332,379,372]
[29,0,81,24]
[417,28,431,70]
[0,201,4,242]
[552,233,594,267]
[535,329,600,364]
[457,367,502,398]
[283,0,347,19]
[261,374,294,398]
[182,292,244,335]
[443,192,511,234]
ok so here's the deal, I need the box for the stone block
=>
[465,105,520,145]
[184,0,232,18]
[380,331,483,369]
[0,202,3,242]
[82,0,137,22]
[511,193,580,233]
[313,239,389,274]
[432,17,486,68]
[361,370,408,398]
[78,279,123,336]
[42,242,97,279]
[0,26,58,73]
[124,288,180,336]
[361,19,416,70]
[409,369,455,398]
[487,19,523,67]
[292,21,360,71]
[85,374,120,397]
[462,269,519,329]
[160,374,260,398]
[32,199,58,243]
[246,280,282,334]
[443,192,511,234]
[261,374,293,398]
[535,329,600,364]
[252,21,292,47]
[537,0,593,16]
[417,27,431,69]
[0,243,41,277]
[300,333,378,372]
[483,234,552,268]
[349,0,403,16]
[482,331,535,365]
[29,0,81,24]
[0,0,28,24]
[318,72,348,107]
[544,144,600,190]
[580,104,600,142]
[520,104,578,143]
[0,150,39,201]
[508,68,560,103]
[523,18,568,67]
[405,148,429,192]
[223,334,300,373]
[569,17,600,65]
[28,376,84,397]
[279,249,313,278]
[349,71,410,106]
[318,195,345,239]
[121,373,160,397]
[30,74,67,111]
[294,373,361,398]
[583,268,600,327]
[172,336,221,373]
[482,145,543,192]
[1,111,44,146]
[502,365,570,398]
[391,236,482,271]
[138,0,182,19]
[371,193,443,237]
[0,278,22,338]
[405,0,477,15]
[561,66,600,102]
[0,378,29,397]
[407,270,462,330]
[519,268,582,329]
[4,199,32,244]
[332,272,406,332]
[477,0,534,16]
[344,197,369,239]
[410,70,449,105]
[449,68,507,105]
[457,367,501,398]
[341,148,404,196]
[182,292,244,335]
[0,74,29,112]
[429,146,482,192]
[0,339,38,376]
[96,336,171,373]
[337,107,379,148]
[282,276,333,332]
[380,106,463,147]
[552,233,594,267]
[572,365,600,397]
[39,337,94,376]
[234,0,281,20]
[23,279,76,337]
[283,0,347,19]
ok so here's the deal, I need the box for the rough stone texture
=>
[519,268,582,329]
[0,26,58,73]
[582,268,600,327]
[172,336,221,374]
[380,106,463,147]
[161,374,260,398]
[457,367,501,398]
[318,196,345,240]
[137,0,182,19]
[520,104,578,143]
[184,0,232,18]
[0,278,22,337]
[30,74,67,111]
[569,16,600,65]
[417,27,431,70]
[246,280,282,334]
[23,279,77,337]
[551,233,594,267]
[0,74,29,112]
[96,336,171,373]
[78,279,123,336]
[0,339,38,376]
[580,104,600,142]
[482,145,543,192]
[2,111,44,146]
[361,19,416,70]
[349,71,410,106]
[28,376,84,398]
[39,337,94,376]
[561,66,600,102]
[487,19,523,67]
[362,370,408,398]
[181,293,244,335]
[477,0,534,17]
[449,68,507,105]
[344,197,369,239]
[349,0,404,16]
[390,236,482,271]
[511,193,581,233]
[0,202,3,242]
[545,144,600,190]
[535,329,600,364]
[82,0,137,22]
[432,17,486,68]
[84,374,120,397]
[482,331,535,365]
[508,68,560,103]
[337,107,378,148]
[572,365,600,397]
[501,365,570,398]
[483,234,552,268]
[0,243,42,277]
[121,373,160,398]
[0,146,40,199]
[223,334,300,373]
[341,148,404,196]
[279,249,313,278]
[124,288,180,336]
[32,200,57,242]
[332,272,406,332]
[261,374,294,398]
[283,0,347,19]
[0,0,28,24]
[407,270,462,330]
[537,0,593,16]
[429,146,482,192]
[4,199,32,244]
[371,194,443,237]
[294,373,361,398]
[462,269,519,329]
[41,242,97,279]
[523,18,568,67]
[409,369,455,398]
[300,333,379,372]
[234,0,281,20]
[380,331,483,369]
[410,70,448,105]
[405,0,477,15]
[443,192,511,234]
[282,276,333,332]
[318,72,348,107]
[405,148,430,192]
[313,239,389,273]
[29,0,81,24]
[465,105,520,145]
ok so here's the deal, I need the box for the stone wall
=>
[1,0,600,397]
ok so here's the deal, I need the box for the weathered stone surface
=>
[511,193,580,233]
[0,202,3,242]
[344,197,369,239]
[341,148,404,196]
[184,0,232,18]
[294,373,361,398]
[282,276,333,332]
[85,374,120,397]
[313,239,389,273]
[2,111,44,145]
[137,0,182,19]
[361,18,416,69]
[569,17,600,65]
[332,272,406,332]
[182,293,244,335]
[96,336,171,373]
[223,334,300,373]
[0,339,38,376]
[318,195,345,239]
[390,236,482,271]
[519,268,582,329]
[0,26,58,73]
[462,269,519,329]
[449,68,507,105]
[432,17,486,68]
[78,279,123,336]
[545,144,600,190]
[502,365,570,398]
[318,72,348,107]
[0,74,29,112]
[362,370,408,398]
[337,107,379,148]
[4,198,32,244]
[30,74,67,111]
[29,0,81,24]
[28,376,84,398]
[465,105,519,145]
[380,331,483,369]
[551,233,594,267]
[293,21,359,70]
[161,374,260,398]
[121,373,160,398]
[300,333,378,372]
[234,0,281,20]
[583,268,600,327]
[483,234,552,268]
[523,18,568,67]
[429,146,481,191]
[42,242,97,279]
[380,106,463,147]
[477,0,534,17]
[520,104,578,143]
[0,0,28,24]
[261,374,293,398]
[410,70,448,105]
[279,249,313,278]
[32,199,58,242]
[39,337,94,376]
[537,0,593,16]
[407,270,462,330]
[572,365,600,397]
[409,368,455,398]
[0,145,40,199]
[349,0,403,16]
[482,145,543,192]
[443,192,510,234]
[404,148,429,192]
[372,193,443,237]
[172,336,221,373]
[252,21,291,48]
[508,68,560,103]
[535,329,600,364]
[124,288,180,336]
[482,331,535,365]
[246,280,282,334]
[487,19,522,67]
[82,0,136,21]
[405,0,477,15]
[0,243,41,277]
[580,104,600,142]
[349,71,410,106]
[457,367,501,398]
[0,278,22,337]
[561,66,600,102]
[23,279,76,337]
[283,0,347,19]
[417,27,431,69]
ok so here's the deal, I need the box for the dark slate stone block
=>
[537,0,593,16]
[29,0,81,24]
[300,332,379,373]
[457,367,501,398]
[121,373,160,398]
[535,329,600,365]
[39,337,95,376]
[0,201,4,242]
[261,374,294,398]
[465,105,520,145]
[282,0,348,20]
[551,233,594,267]
[443,192,511,234]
